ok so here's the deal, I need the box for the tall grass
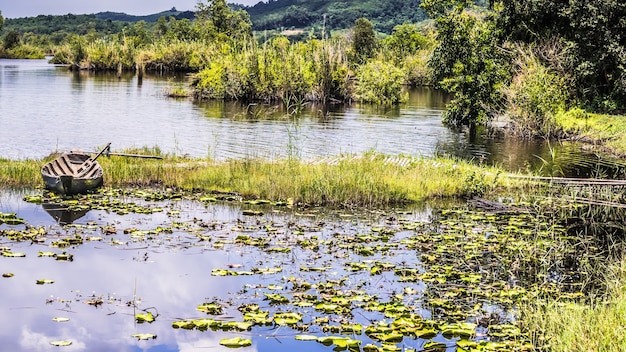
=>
[0,158,43,188]
[0,153,519,206]
[521,259,626,351]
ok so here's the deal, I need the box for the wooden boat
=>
[41,144,110,195]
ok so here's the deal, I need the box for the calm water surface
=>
[2,58,624,177]
[0,58,452,161]
[0,189,439,352]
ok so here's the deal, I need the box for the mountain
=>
[94,7,195,22]
[1,1,427,40]
[241,0,427,33]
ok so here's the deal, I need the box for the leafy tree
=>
[0,11,4,31]
[382,23,429,57]
[3,30,21,50]
[424,1,511,126]
[195,0,252,42]
[156,16,169,38]
[351,18,377,64]
[497,0,626,111]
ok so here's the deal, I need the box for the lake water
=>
[3,58,624,178]
[1,59,622,351]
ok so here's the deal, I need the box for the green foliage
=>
[498,0,626,112]
[354,60,407,104]
[247,0,428,34]
[195,0,252,42]
[0,11,4,31]
[425,2,510,126]
[192,38,350,103]
[351,18,377,64]
[504,47,568,138]
[382,23,431,57]
[2,14,124,45]
[3,30,21,50]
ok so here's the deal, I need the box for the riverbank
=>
[0,152,524,207]
[556,109,626,157]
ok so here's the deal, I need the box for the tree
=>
[497,0,626,111]
[0,11,4,31]
[3,30,21,50]
[351,18,377,64]
[195,0,252,42]
[423,1,511,126]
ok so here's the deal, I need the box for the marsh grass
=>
[0,158,42,188]
[556,109,626,156]
[1,153,521,206]
[521,259,626,351]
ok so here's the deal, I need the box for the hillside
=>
[94,7,195,22]
[1,0,427,40]
[242,0,426,33]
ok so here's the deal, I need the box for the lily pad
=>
[52,317,70,322]
[36,279,55,285]
[135,312,155,323]
[2,251,26,258]
[50,340,72,347]
[219,337,253,348]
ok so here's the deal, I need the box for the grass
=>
[0,152,524,207]
[556,108,626,156]
[520,259,626,351]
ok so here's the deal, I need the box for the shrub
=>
[504,47,569,138]
[354,60,407,105]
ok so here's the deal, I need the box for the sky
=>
[0,0,262,18]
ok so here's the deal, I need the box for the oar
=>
[107,152,163,160]
[75,143,111,178]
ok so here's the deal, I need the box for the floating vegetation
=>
[219,337,252,348]
[3,185,625,350]
[50,340,72,346]
[36,279,55,285]
[0,212,25,225]
[135,312,155,323]
[131,333,157,340]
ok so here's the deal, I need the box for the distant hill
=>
[241,0,427,33]
[1,1,427,41]
[94,7,195,22]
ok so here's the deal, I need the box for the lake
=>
[0,59,622,351]
[2,58,624,178]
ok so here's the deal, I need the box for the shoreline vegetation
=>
[0,152,523,207]
[1,0,626,350]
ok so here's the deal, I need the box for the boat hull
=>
[41,153,104,195]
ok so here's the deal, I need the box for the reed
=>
[1,153,522,207]
[0,158,43,188]
[521,259,626,351]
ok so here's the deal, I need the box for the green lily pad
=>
[2,273,14,278]
[36,279,54,285]
[2,251,26,258]
[197,302,223,315]
[135,312,155,323]
[219,337,252,348]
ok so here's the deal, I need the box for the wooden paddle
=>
[75,143,111,178]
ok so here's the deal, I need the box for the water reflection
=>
[1,189,435,351]
[1,58,623,178]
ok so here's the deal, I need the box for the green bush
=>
[354,60,407,105]
[505,48,569,138]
